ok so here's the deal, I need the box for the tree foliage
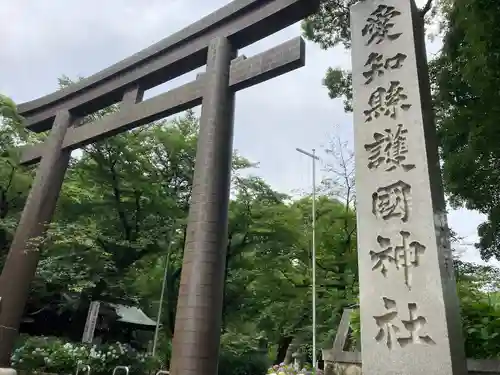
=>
[302,0,356,49]
[454,260,500,358]
[431,0,500,261]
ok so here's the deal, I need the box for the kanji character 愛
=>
[362,4,402,46]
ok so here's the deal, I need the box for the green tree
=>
[431,0,500,261]
[454,260,500,358]
[224,193,357,365]
[27,111,201,339]
[220,137,358,365]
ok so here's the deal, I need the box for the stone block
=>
[350,0,467,373]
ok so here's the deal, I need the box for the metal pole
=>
[295,147,319,372]
[152,231,175,356]
[152,253,169,356]
[112,366,130,375]
[311,148,317,372]
[312,149,316,373]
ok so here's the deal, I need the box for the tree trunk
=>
[284,336,300,365]
[275,336,293,365]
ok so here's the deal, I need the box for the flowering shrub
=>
[267,363,306,375]
[267,363,323,375]
[12,336,162,375]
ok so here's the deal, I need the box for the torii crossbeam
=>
[0,1,319,374]
[19,37,304,165]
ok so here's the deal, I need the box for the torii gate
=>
[0,0,320,374]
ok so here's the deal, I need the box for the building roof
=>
[107,303,157,327]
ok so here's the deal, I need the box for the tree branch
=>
[108,159,132,241]
[419,0,433,17]
[316,259,336,272]
[5,164,15,193]
[133,190,142,237]
[180,224,188,250]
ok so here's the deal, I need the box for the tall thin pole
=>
[295,147,319,372]
[152,227,176,356]
[152,251,170,356]
[311,148,317,372]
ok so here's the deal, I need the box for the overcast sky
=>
[0,0,493,266]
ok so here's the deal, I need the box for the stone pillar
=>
[350,1,467,374]
[170,36,235,375]
[0,110,73,366]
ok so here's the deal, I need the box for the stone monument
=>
[350,0,467,374]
